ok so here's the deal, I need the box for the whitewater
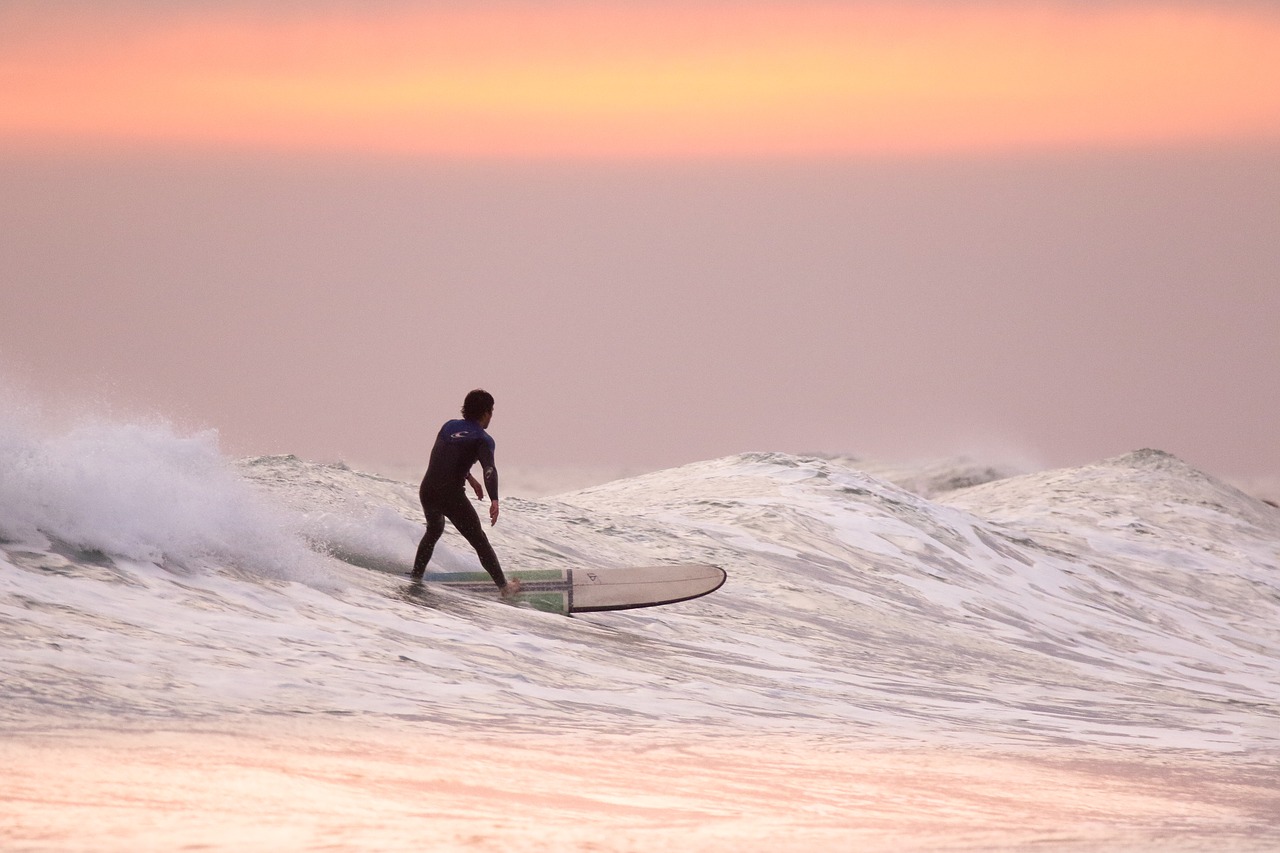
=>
[2,410,1278,851]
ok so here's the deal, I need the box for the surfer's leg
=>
[411,510,446,578]
[443,497,507,589]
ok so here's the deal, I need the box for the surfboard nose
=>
[568,564,726,613]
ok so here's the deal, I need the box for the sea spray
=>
[0,411,326,582]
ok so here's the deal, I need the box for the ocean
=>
[2,413,1278,851]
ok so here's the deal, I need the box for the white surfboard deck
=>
[425,563,726,615]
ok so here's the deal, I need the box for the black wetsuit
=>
[411,418,505,586]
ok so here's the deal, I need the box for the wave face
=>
[2,418,1279,755]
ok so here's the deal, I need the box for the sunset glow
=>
[3,3,1280,158]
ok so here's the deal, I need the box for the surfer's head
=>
[462,389,495,422]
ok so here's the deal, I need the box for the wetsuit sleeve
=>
[477,437,499,501]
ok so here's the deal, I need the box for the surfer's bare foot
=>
[500,578,522,598]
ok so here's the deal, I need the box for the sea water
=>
[2,411,1278,851]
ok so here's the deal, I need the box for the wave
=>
[2,411,1278,753]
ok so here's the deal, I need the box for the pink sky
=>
[2,1,1278,481]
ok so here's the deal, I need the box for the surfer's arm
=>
[477,439,499,503]
[467,473,484,500]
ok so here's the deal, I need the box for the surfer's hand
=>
[468,475,484,500]
[489,499,500,526]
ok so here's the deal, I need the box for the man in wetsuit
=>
[411,389,521,598]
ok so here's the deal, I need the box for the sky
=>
[2,0,1278,483]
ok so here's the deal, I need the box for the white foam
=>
[3,438,1279,755]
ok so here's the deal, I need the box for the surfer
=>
[411,390,521,598]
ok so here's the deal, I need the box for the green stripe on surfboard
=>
[424,568,571,615]
[428,569,568,584]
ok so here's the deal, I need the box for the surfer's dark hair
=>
[462,389,495,420]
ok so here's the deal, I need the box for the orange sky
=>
[3,3,1280,158]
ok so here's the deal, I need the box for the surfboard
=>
[424,564,726,615]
